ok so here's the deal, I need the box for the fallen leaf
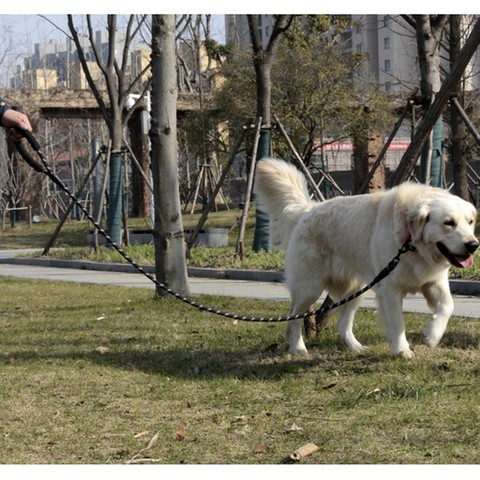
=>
[134,431,151,439]
[176,424,185,441]
[253,443,270,454]
[95,346,110,354]
[286,422,303,433]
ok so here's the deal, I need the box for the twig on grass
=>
[126,432,160,464]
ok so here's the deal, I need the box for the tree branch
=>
[67,15,110,127]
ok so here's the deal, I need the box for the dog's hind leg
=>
[337,297,367,354]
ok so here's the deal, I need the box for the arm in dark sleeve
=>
[0,98,12,124]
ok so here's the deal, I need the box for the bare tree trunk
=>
[353,130,385,193]
[450,15,469,200]
[150,14,190,297]
[414,14,448,187]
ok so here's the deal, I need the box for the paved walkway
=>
[0,250,479,319]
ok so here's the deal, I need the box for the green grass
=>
[0,277,479,464]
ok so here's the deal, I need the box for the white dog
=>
[254,158,479,358]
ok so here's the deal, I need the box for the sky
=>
[0,13,226,86]
[4,0,480,15]
[0,14,225,45]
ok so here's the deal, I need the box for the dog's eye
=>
[444,219,456,227]
[468,219,474,226]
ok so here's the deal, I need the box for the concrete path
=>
[0,253,479,318]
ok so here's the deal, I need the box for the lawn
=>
[0,276,479,464]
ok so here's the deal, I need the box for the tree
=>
[389,17,480,186]
[175,15,225,211]
[150,14,190,297]
[408,15,448,187]
[247,14,294,252]
[67,15,151,245]
[215,15,392,191]
[277,23,393,186]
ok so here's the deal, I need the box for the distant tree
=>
[67,14,151,245]
[215,15,393,180]
[175,14,226,210]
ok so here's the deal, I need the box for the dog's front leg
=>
[422,273,454,348]
[376,287,414,358]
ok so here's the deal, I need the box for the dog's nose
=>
[465,240,479,254]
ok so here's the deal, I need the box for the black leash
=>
[14,130,415,323]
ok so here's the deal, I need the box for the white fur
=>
[254,158,478,358]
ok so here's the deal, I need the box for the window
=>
[385,81,392,93]
[356,43,363,52]
[384,37,390,50]
[340,31,352,49]
[384,59,391,72]
[383,15,391,27]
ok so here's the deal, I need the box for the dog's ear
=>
[394,197,430,245]
[408,204,430,245]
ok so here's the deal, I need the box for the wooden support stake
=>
[273,114,325,201]
[186,127,247,252]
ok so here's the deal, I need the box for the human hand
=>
[1,109,32,141]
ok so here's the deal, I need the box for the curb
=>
[0,257,285,283]
[0,256,479,296]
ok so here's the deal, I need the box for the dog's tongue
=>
[456,254,473,269]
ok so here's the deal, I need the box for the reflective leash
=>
[14,130,415,323]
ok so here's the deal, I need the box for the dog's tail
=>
[254,158,313,249]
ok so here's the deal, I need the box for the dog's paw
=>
[346,344,368,355]
[423,329,443,348]
[353,345,369,355]
[395,348,415,359]
[345,338,367,355]
[289,346,309,356]
[424,336,440,348]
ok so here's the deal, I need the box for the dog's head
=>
[406,192,478,268]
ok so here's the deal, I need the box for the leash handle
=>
[13,128,46,173]
[14,127,42,151]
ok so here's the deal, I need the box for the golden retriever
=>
[254,158,478,358]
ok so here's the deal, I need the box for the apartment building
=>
[10,31,147,89]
